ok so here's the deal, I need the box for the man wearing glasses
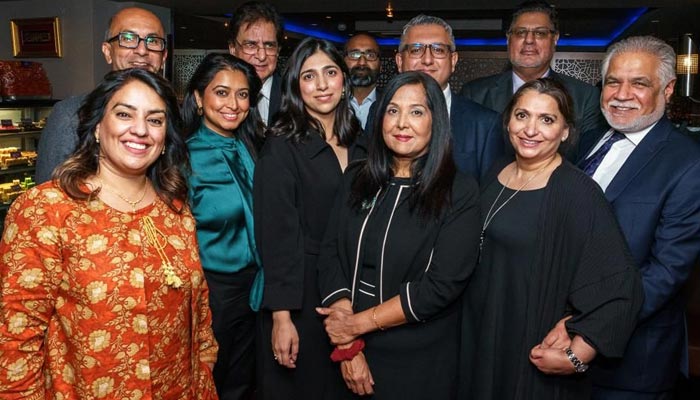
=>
[344,33,381,129]
[228,1,283,126]
[461,1,605,151]
[35,7,167,183]
[391,14,505,182]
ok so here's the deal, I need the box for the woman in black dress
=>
[316,72,481,399]
[253,37,364,400]
[460,78,643,399]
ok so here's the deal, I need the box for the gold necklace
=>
[98,178,149,213]
[143,215,183,288]
[480,156,557,255]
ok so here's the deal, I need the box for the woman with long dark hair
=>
[181,53,264,399]
[316,71,481,399]
[0,69,217,398]
[253,37,365,400]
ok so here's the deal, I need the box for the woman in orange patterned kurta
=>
[0,69,218,399]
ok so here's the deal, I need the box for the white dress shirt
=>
[443,84,453,117]
[350,87,378,129]
[258,77,273,125]
[512,69,551,94]
[586,123,657,192]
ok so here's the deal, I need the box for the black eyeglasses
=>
[345,50,379,61]
[507,28,557,40]
[401,43,453,59]
[107,32,166,52]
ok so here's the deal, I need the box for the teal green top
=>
[186,123,263,310]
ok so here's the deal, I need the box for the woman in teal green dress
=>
[182,53,265,400]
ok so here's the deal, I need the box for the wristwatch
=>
[564,347,589,373]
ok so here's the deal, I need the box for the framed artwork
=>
[10,17,63,58]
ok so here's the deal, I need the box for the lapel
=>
[604,117,672,202]
[491,71,513,112]
[268,74,282,125]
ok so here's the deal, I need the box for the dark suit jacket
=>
[460,70,607,158]
[266,73,282,126]
[366,93,505,182]
[35,95,85,184]
[584,117,700,393]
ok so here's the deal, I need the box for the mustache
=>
[608,100,640,109]
[350,66,373,73]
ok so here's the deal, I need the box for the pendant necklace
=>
[98,178,149,213]
[479,158,556,257]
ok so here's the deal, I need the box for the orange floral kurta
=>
[0,183,218,399]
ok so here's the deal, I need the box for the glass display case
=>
[0,99,56,229]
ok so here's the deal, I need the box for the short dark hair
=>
[344,32,379,53]
[228,1,284,46]
[509,1,559,33]
[182,53,264,156]
[55,68,189,212]
[268,37,359,147]
[352,71,456,219]
[503,77,577,154]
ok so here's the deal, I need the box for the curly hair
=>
[54,68,189,212]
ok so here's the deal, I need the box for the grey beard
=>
[350,75,376,87]
[349,66,378,87]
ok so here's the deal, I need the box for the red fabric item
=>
[330,338,366,362]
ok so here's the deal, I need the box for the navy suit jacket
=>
[461,70,607,160]
[366,92,505,182]
[449,94,505,181]
[585,117,700,393]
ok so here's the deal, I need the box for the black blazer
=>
[254,131,367,310]
[460,70,607,148]
[266,73,282,126]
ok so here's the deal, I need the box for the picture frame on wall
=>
[10,17,63,58]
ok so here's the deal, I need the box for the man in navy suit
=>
[578,35,700,399]
[384,14,505,181]
[461,1,606,150]
[228,1,283,126]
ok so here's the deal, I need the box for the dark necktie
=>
[579,131,626,177]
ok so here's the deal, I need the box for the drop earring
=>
[197,107,203,116]
[96,136,100,144]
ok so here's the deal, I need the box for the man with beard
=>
[35,7,168,183]
[573,36,700,399]
[344,32,381,129]
[461,1,605,157]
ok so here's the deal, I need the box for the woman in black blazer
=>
[316,72,481,399]
[253,37,365,400]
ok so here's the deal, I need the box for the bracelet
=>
[564,347,589,373]
[372,306,385,331]
[330,338,365,362]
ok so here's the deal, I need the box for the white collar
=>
[260,76,273,99]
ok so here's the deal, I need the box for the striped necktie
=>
[579,131,626,176]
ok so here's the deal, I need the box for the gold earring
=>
[197,107,203,116]
[341,88,346,100]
